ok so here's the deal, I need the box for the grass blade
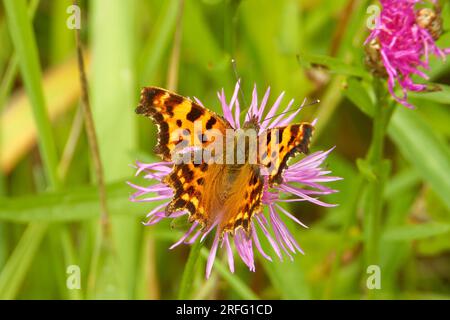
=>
[200,248,259,300]
[0,223,47,299]
[388,107,450,210]
[383,223,450,241]
[3,0,60,189]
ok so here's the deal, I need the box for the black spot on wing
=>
[290,124,299,136]
[186,104,205,122]
[269,124,314,185]
[186,201,196,215]
[166,105,174,117]
[289,125,299,144]
[266,131,272,144]
[164,95,184,117]
[180,165,195,183]
[206,117,217,130]
[276,127,285,143]
[250,173,259,185]
[299,124,313,153]
[242,219,249,230]
[173,198,187,208]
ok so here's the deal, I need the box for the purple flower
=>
[365,0,450,108]
[129,81,341,278]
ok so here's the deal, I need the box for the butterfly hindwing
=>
[259,123,314,185]
[220,164,264,233]
[136,87,230,161]
[163,162,210,226]
[164,162,264,235]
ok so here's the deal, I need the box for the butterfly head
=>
[242,115,260,132]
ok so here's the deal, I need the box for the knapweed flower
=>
[129,81,340,278]
[365,0,450,108]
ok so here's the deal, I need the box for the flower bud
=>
[364,38,387,77]
[416,7,443,40]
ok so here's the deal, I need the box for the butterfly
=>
[136,87,314,236]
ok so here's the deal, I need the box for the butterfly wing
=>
[259,123,314,185]
[163,162,265,234]
[220,164,264,233]
[163,162,226,229]
[136,87,230,161]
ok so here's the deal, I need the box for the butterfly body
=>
[137,87,313,236]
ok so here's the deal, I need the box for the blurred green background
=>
[0,0,449,300]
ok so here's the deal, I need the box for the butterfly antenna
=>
[260,99,320,123]
[231,59,251,117]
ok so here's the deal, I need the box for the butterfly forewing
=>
[136,87,230,161]
[259,123,314,185]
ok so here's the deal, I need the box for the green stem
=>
[178,240,202,300]
[200,248,259,300]
[364,78,394,297]
[323,176,364,299]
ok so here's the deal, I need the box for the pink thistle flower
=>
[129,81,341,278]
[365,0,450,108]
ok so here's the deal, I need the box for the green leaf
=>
[139,0,180,85]
[0,180,143,222]
[90,0,139,298]
[178,240,202,299]
[384,168,421,201]
[383,223,450,241]
[356,158,376,181]
[298,52,370,80]
[258,216,311,300]
[183,0,233,88]
[3,0,60,189]
[409,83,450,104]
[200,248,259,300]
[0,223,47,299]
[2,0,61,301]
[343,77,375,117]
[388,107,450,210]
[345,81,450,210]
[261,256,311,300]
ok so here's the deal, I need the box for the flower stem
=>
[178,240,202,300]
[364,78,394,297]
[323,176,364,299]
[74,17,110,230]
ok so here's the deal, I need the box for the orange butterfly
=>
[136,87,313,237]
